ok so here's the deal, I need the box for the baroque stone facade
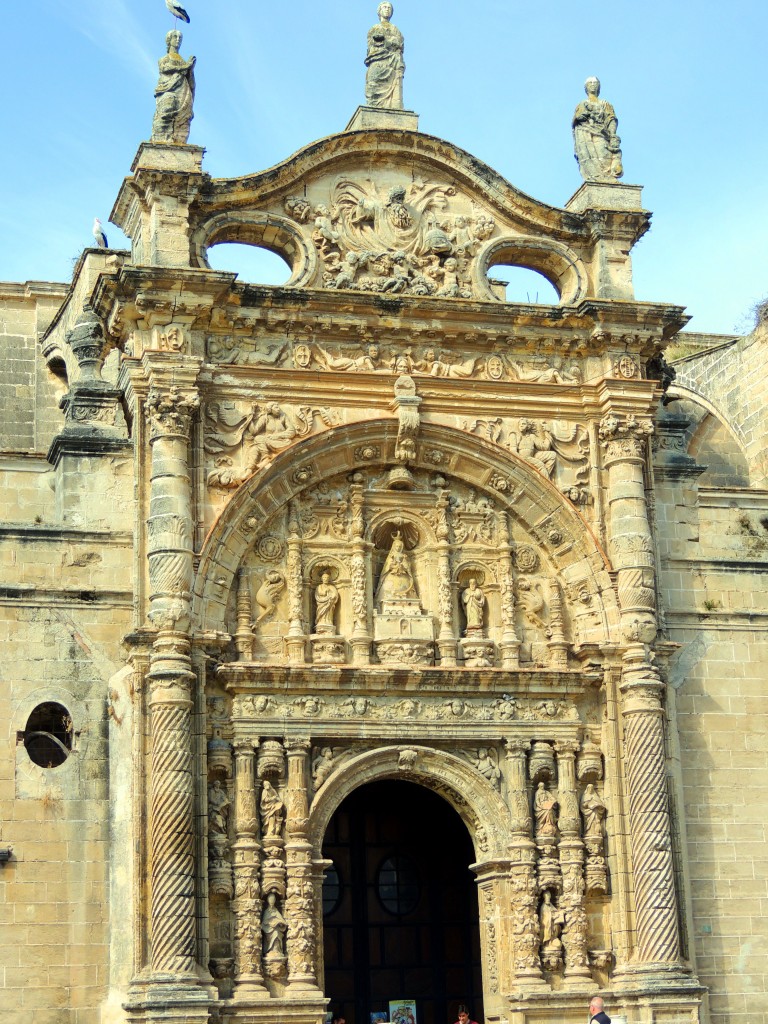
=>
[1,20,768,1024]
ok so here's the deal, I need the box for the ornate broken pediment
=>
[283,176,496,299]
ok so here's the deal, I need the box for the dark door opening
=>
[322,780,482,1024]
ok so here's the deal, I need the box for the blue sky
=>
[1,0,765,334]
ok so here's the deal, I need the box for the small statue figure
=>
[312,747,336,790]
[152,30,196,144]
[365,2,405,109]
[581,783,607,839]
[208,778,230,836]
[474,747,501,789]
[511,419,557,479]
[261,891,288,957]
[539,889,565,970]
[572,77,623,182]
[534,781,559,838]
[260,780,285,838]
[314,572,340,634]
[254,570,285,623]
[462,578,486,635]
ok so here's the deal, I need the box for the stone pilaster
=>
[497,512,521,669]
[284,739,321,993]
[435,485,457,666]
[231,739,268,998]
[505,739,546,990]
[556,741,591,987]
[286,507,307,664]
[349,479,372,664]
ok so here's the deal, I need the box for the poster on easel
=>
[389,1000,417,1024]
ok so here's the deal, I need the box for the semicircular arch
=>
[308,744,511,862]
[193,419,617,639]
[474,235,588,306]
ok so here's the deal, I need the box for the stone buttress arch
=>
[192,419,619,640]
[307,744,512,863]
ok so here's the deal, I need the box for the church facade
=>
[1,13,767,1024]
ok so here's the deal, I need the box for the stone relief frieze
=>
[283,177,496,299]
[231,692,585,724]
[204,401,340,489]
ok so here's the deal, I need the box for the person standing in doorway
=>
[454,1005,479,1024]
[589,995,611,1023]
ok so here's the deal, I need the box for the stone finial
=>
[572,77,623,182]
[152,29,196,144]
[365,2,405,109]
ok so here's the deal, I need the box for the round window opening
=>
[22,702,73,768]
[322,862,342,916]
[377,855,420,915]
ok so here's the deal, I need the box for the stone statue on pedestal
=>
[152,30,196,144]
[314,572,340,634]
[572,77,623,182]
[365,3,405,109]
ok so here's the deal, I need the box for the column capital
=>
[599,412,654,465]
[146,383,199,441]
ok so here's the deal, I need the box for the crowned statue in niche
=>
[373,524,434,664]
[375,529,419,611]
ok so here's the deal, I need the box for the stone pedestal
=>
[345,105,419,132]
[310,635,345,664]
[564,180,644,213]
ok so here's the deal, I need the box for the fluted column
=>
[231,740,268,998]
[556,741,591,986]
[145,382,200,979]
[601,413,683,969]
[505,739,545,989]
[284,739,320,991]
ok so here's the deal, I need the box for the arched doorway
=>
[322,780,482,1024]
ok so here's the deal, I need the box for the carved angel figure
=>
[312,747,336,790]
[472,747,501,789]
[509,419,557,479]
[254,570,285,623]
[517,578,546,630]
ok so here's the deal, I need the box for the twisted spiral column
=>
[621,652,682,965]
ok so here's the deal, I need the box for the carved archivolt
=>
[307,745,512,861]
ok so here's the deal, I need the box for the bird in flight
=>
[92,218,108,249]
[166,0,190,23]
